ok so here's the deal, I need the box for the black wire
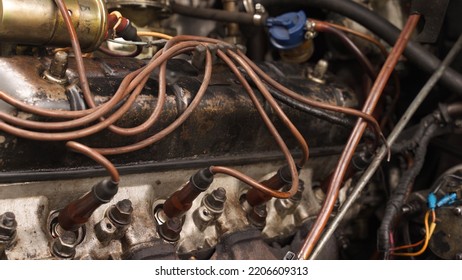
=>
[377,114,453,252]
[65,83,87,111]
[239,69,377,139]
[267,86,360,130]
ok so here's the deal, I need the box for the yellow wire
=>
[137,31,173,40]
[391,210,436,257]
[390,238,424,251]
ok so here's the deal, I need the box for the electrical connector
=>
[427,193,437,210]
[436,192,458,208]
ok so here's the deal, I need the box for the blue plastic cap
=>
[267,10,307,50]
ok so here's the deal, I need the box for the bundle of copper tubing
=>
[298,13,421,260]
[0,0,422,258]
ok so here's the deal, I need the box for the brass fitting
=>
[0,0,107,51]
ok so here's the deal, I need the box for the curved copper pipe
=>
[237,50,386,146]
[66,141,119,183]
[297,13,421,260]
[311,19,389,57]
[92,48,213,155]
[227,51,309,167]
[54,0,96,108]
[0,42,197,137]
[310,19,401,130]
[213,50,300,198]
[314,21,377,80]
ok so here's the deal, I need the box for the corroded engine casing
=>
[0,55,357,182]
[0,53,356,260]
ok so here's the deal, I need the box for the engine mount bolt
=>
[158,217,182,242]
[52,230,77,259]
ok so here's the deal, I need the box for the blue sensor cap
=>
[267,10,307,50]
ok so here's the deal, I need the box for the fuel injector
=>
[162,168,214,219]
[57,179,119,232]
[245,165,300,207]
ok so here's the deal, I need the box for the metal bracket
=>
[411,0,450,43]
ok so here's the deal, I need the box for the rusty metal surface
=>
[0,161,324,259]
[429,207,462,259]
[0,55,358,180]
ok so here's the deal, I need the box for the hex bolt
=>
[158,217,182,242]
[0,212,17,239]
[108,199,133,226]
[43,51,68,85]
[401,201,422,215]
[204,188,227,211]
[50,51,68,79]
[255,3,266,14]
[247,204,267,229]
[283,251,296,260]
[52,230,77,259]
[308,59,328,84]
[1,212,15,228]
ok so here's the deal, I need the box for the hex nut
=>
[158,217,182,242]
[248,204,267,229]
[204,188,227,212]
[108,199,133,226]
[0,212,17,240]
[52,231,77,259]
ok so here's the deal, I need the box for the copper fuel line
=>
[297,13,421,260]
